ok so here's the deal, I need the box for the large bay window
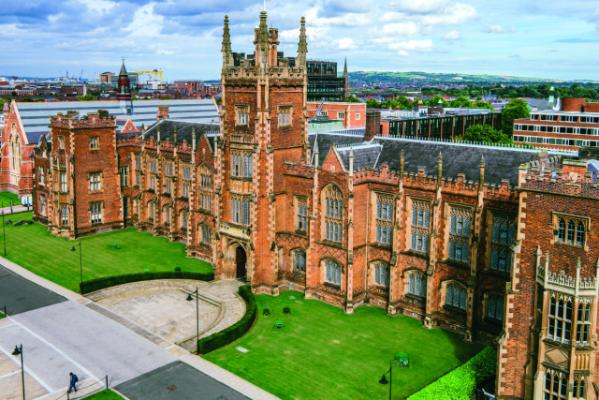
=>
[547,294,572,343]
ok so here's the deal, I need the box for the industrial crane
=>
[132,69,163,82]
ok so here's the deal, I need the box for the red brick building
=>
[31,13,599,399]
[306,102,366,129]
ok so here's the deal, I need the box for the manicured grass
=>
[84,389,124,400]
[1,212,213,292]
[205,291,483,400]
[0,192,19,208]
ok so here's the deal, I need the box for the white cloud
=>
[123,3,164,38]
[387,39,433,56]
[335,37,356,49]
[48,13,65,24]
[444,30,460,41]
[382,22,420,36]
[74,0,116,15]
[485,24,509,33]
[421,3,476,25]
[390,0,449,14]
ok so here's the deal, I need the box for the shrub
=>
[408,346,496,400]
[79,270,214,294]
[197,284,257,354]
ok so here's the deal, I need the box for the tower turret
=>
[296,17,307,67]
[222,15,233,68]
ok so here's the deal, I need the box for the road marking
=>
[0,341,53,392]
[0,369,20,380]
[10,318,101,382]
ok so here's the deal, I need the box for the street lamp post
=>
[71,240,83,285]
[12,344,25,400]
[2,210,6,257]
[186,287,199,354]
[379,359,393,400]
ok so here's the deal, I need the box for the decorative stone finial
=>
[400,149,405,178]
[297,16,307,66]
[222,15,233,67]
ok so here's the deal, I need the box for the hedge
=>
[197,284,257,354]
[79,270,214,294]
[408,346,497,400]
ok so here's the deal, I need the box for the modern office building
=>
[513,97,599,151]
[306,59,349,101]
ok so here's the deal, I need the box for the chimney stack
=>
[157,106,169,121]
[365,108,381,141]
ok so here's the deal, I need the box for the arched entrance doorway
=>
[235,246,247,280]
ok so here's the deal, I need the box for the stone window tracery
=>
[323,185,343,243]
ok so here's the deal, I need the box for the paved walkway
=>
[86,279,245,352]
[0,257,279,400]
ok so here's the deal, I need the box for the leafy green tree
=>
[427,95,447,107]
[501,98,530,135]
[366,99,381,108]
[449,96,472,108]
[472,100,494,110]
[463,124,512,144]
[345,95,361,103]
[77,94,99,101]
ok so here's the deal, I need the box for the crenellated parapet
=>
[50,112,116,130]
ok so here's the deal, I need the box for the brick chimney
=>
[365,108,381,141]
[157,106,169,120]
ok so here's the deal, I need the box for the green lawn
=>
[84,389,124,400]
[0,192,19,208]
[1,212,213,292]
[205,291,483,400]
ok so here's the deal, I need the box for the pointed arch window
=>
[445,281,467,310]
[324,259,341,286]
[411,200,430,253]
[323,186,343,243]
[448,207,471,263]
[375,194,393,245]
[407,270,426,297]
[490,214,515,273]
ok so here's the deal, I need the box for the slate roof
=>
[13,99,219,144]
[141,119,220,146]
[309,130,364,166]
[310,132,550,186]
[336,143,383,171]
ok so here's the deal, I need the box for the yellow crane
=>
[132,69,163,82]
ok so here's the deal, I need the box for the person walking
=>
[68,372,79,394]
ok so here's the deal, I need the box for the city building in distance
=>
[25,12,599,400]
[513,97,599,151]
[306,59,349,101]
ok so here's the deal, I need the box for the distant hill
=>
[348,71,590,87]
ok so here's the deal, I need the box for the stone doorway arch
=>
[235,245,247,280]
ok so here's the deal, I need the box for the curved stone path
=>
[86,279,245,351]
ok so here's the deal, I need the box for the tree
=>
[345,95,361,103]
[463,124,512,145]
[501,99,529,135]
[449,96,472,108]
[427,95,447,107]
[366,99,381,108]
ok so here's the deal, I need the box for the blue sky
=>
[1,0,598,81]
